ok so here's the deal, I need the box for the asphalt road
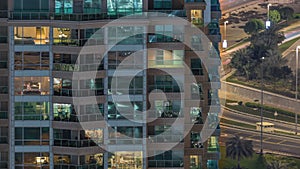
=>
[220,125,300,157]
[222,108,297,133]
[220,0,262,13]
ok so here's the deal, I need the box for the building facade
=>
[0,0,221,169]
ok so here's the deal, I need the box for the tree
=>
[265,155,298,169]
[269,10,281,23]
[279,7,294,23]
[263,50,292,81]
[226,135,254,169]
[267,161,289,169]
[250,24,285,51]
[244,19,264,35]
[231,48,259,80]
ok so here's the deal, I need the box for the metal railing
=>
[147,110,183,118]
[54,139,102,147]
[148,160,184,168]
[53,63,104,72]
[148,34,184,43]
[107,138,143,145]
[148,134,183,143]
[54,89,104,97]
[53,114,79,122]
[9,10,187,21]
[15,114,49,121]
[54,164,103,169]
[148,85,183,93]
[148,60,184,68]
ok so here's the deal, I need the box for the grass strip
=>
[279,36,300,54]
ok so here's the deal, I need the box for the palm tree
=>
[226,135,254,169]
[267,160,288,169]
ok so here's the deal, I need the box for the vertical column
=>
[204,0,211,26]
[8,25,15,169]
[142,25,147,169]
[49,25,54,169]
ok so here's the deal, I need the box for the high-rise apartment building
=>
[0,0,221,169]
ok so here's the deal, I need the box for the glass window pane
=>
[15,128,22,139]
[23,0,40,11]
[41,0,49,10]
[14,0,22,10]
[24,128,40,139]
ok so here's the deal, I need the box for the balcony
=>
[54,64,104,73]
[54,164,104,169]
[147,10,187,17]
[107,138,143,145]
[54,89,104,97]
[148,85,182,93]
[148,60,184,69]
[53,114,79,122]
[148,134,183,143]
[148,34,184,43]
[9,11,144,21]
[147,109,182,119]
[54,139,101,148]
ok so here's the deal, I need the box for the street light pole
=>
[267,3,272,21]
[296,46,300,135]
[222,21,228,49]
[266,3,272,29]
[260,57,265,155]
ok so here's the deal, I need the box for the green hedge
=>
[245,102,294,117]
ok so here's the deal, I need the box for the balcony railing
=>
[148,134,183,143]
[190,166,202,169]
[148,85,182,93]
[53,63,104,72]
[107,138,143,145]
[107,113,143,120]
[147,110,183,118]
[147,10,186,17]
[148,34,184,43]
[53,114,79,122]
[78,114,104,122]
[148,60,184,68]
[54,139,102,147]
[208,145,220,152]
[185,0,205,2]
[54,164,103,169]
[15,114,49,121]
[54,89,104,97]
[148,160,184,168]
[9,10,187,21]
[108,89,143,95]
